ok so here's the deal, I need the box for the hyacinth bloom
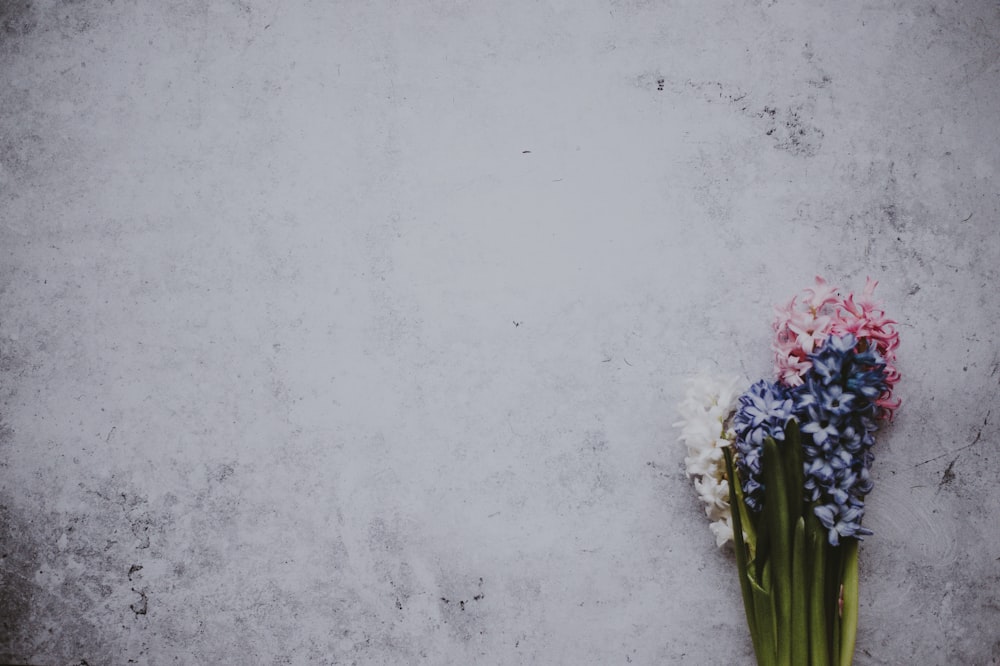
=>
[731,380,794,513]
[680,278,901,666]
[675,373,744,547]
[795,334,889,546]
[731,334,889,545]
[772,277,900,419]
[772,277,839,386]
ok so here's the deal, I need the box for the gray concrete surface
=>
[1,1,998,664]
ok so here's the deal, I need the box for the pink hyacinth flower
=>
[772,276,901,419]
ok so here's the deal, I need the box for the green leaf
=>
[724,448,760,659]
[807,513,829,666]
[829,545,844,666]
[751,559,777,666]
[790,517,808,666]
[839,540,860,666]
[730,458,758,558]
[762,437,792,666]
[783,420,805,517]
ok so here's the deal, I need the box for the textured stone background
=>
[1,1,998,664]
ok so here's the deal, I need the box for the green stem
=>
[807,513,829,666]
[783,420,805,515]
[783,421,807,665]
[829,545,843,666]
[762,437,791,666]
[752,560,777,666]
[839,540,860,666]
[724,448,761,661]
[790,517,808,666]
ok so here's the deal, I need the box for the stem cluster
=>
[724,420,860,666]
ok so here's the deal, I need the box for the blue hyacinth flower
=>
[792,334,889,545]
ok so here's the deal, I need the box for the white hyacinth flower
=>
[675,373,744,547]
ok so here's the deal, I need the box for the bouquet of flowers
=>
[676,277,900,666]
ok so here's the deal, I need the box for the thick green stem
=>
[782,421,805,515]
[839,540,860,666]
[807,513,829,666]
[783,421,808,665]
[724,448,761,660]
[752,560,777,666]
[829,545,843,666]
[722,419,864,666]
[790,517,808,666]
[762,437,791,666]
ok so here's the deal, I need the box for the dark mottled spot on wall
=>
[756,105,824,157]
[58,7,94,35]
[0,333,26,382]
[129,588,147,616]
[437,576,488,642]
[583,430,608,453]
[0,420,12,457]
[938,457,958,489]
[0,1,36,36]
[649,76,823,157]
[0,476,165,661]
[809,73,832,88]
[213,463,235,483]
[882,203,908,231]
[0,501,35,652]
[0,134,43,182]
[367,517,402,553]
